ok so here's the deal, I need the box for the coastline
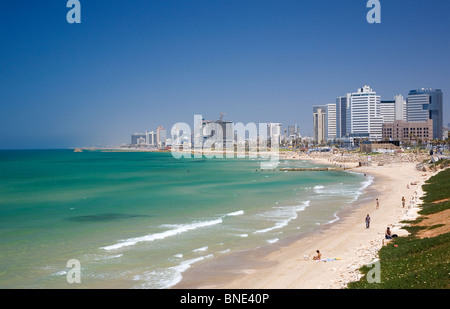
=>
[173,153,433,289]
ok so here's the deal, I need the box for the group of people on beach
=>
[365,197,402,240]
[312,186,413,261]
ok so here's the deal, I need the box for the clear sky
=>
[1,0,449,149]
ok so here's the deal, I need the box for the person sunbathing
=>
[385,227,392,239]
[312,250,322,260]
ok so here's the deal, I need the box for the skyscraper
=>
[313,105,327,143]
[346,85,383,140]
[336,95,348,138]
[267,123,282,145]
[326,103,337,139]
[406,88,443,139]
[379,100,395,123]
[394,94,406,121]
[157,126,167,147]
[287,124,299,138]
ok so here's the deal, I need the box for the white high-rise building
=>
[146,131,156,146]
[267,123,282,145]
[381,95,406,124]
[379,100,395,123]
[326,103,337,139]
[394,94,406,121]
[346,85,383,140]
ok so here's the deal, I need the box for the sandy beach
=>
[174,152,434,289]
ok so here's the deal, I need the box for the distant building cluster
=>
[130,114,304,150]
[313,85,444,146]
[130,126,167,148]
[173,117,291,149]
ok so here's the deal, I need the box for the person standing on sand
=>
[376,198,379,209]
[402,196,405,208]
[365,214,371,228]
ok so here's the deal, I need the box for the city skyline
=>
[1,1,449,149]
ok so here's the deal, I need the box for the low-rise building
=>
[382,119,433,143]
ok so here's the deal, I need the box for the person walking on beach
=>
[376,198,379,209]
[402,196,405,208]
[365,214,371,228]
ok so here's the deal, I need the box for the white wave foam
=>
[133,255,209,289]
[254,201,310,234]
[327,211,340,224]
[266,238,279,244]
[235,233,248,238]
[101,218,223,251]
[226,210,244,216]
[192,246,208,253]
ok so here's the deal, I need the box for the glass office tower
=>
[407,88,443,139]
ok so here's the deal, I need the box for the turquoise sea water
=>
[0,150,371,288]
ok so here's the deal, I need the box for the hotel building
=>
[346,85,383,140]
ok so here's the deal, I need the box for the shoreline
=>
[173,153,433,289]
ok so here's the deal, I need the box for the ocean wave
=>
[347,174,374,202]
[134,254,214,289]
[313,185,325,192]
[327,211,340,224]
[254,201,310,234]
[226,210,244,216]
[101,218,223,251]
[266,238,279,244]
[101,210,244,251]
[234,233,248,238]
[313,176,373,202]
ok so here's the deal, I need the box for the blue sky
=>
[1,0,449,148]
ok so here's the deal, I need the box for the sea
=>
[0,149,372,288]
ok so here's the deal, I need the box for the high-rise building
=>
[326,103,337,139]
[267,123,282,145]
[287,124,300,138]
[394,94,406,121]
[131,133,146,146]
[346,85,383,140]
[157,126,167,147]
[313,105,327,143]
[336,95,348,138]
[146,131,156,146]
[406,88,443,139]
[198,119,234,149]
[380,100,395,123]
